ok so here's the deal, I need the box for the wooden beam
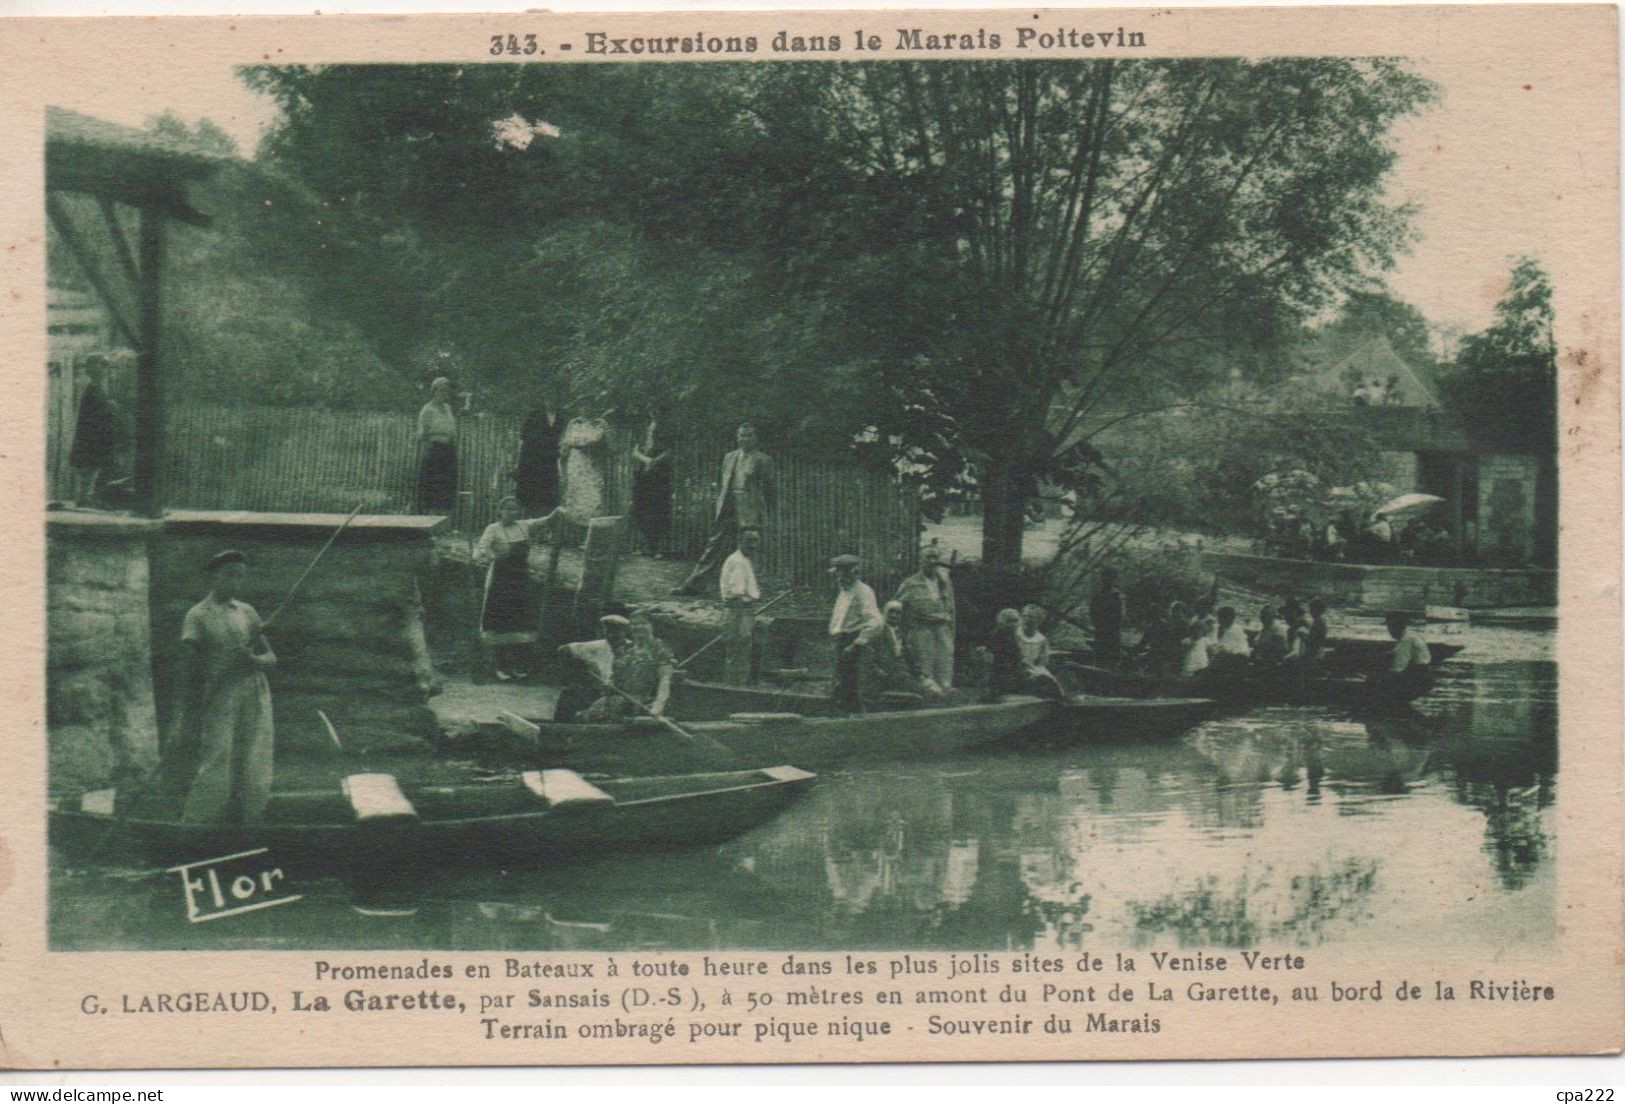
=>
[44,194,142,350]
[134,207,165,517]
[97,198,142,290]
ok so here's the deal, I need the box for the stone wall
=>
[150,512,446,754]
[47,514,162,793]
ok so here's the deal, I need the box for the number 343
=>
[490,34,540,55]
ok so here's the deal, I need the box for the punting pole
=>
[676,588,798,671]
[260,501,366,632]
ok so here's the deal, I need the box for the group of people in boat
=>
[1089,570,1436,696]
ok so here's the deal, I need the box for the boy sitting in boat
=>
[557,611,674,723]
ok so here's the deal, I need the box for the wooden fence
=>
[147,403,920,591]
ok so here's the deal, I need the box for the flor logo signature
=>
[167,847,302,923]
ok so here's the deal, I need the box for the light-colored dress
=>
[178,596,274,825]
[560,417,608,523]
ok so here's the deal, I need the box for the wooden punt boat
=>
[530,695,1055,772]
[1062,662,1436,712]
[1235,633,1464,674]
[48,766,816,868]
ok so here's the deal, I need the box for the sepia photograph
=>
[3,4,1619,1069]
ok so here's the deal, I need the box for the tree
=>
[234,61,1433,565]
[1311,287,1436,372]
[1440,257,1557,450]
[707,59,1436,567]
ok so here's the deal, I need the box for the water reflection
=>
[51,636,1557,954]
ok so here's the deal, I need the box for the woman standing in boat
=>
[474,497,563,681]
[170,550,277,825]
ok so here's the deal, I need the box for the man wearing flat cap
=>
[558,613,634,722]
[827,554,883,714]
[168,550,277,824]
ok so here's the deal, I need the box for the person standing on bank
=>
[674,423,776,596]
[893,545,956,694]
[827,554,883,714]
[512,403,562,517]
[415,377,458,513]
[474,497,564,681]
[631,413,674,556]
[170,551,276,825]
[69,355,119,506]
[719,527,762,685]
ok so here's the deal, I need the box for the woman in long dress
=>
[559,414,609,523]
[630,415,673,555]
[415,377,458,513]
[474,497,562,680]
[513,404,562,516]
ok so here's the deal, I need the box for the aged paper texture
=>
[0,4,1620,1069]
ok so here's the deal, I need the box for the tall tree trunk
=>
[980,451,1028,571]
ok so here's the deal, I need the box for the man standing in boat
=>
[893,545,956,694]
[168,550,277,825]
[827,554,883,714]
[719,527,762,684]
[674,423,777,596]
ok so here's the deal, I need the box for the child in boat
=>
[1016,605,1066,700]
[1180,622,1212,677]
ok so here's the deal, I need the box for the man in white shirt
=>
[1379,611,1433,698]
[720,528,762,685]
[827,554,883,714]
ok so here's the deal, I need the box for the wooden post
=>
[135,207,164,517]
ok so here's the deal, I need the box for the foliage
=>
[1094,381,1388,535]
[1438,257,1557,451]
[226,60,1433,565]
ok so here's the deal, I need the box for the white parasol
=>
[1373,492,1446,518]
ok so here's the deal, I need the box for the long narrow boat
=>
[48,766,816,868]
[530,696,1055,772]
[1062,662,1434,712]
[1237,633,1464,674]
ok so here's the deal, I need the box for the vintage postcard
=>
[0,4,1619,1070]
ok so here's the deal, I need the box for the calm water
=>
[51,622,1556,953]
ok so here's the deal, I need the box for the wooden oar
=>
[676,588,797,671]
[586,671,735,759]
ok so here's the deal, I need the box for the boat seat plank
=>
[342,774,418,822]
[760,765,815,783]
[522,769,615,809]
[81,789,116,816]
[727,712,804,724]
